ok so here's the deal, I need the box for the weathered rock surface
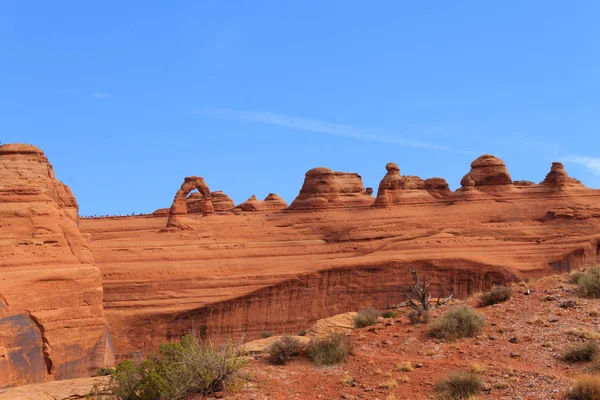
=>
[0,144,113,388]
[540,162,584,188]
[289,168,374,210]
[210,191,235,213]
[374,163,450,205]
[5,143,600,384]
[460,154,513,189]
[234,194,288,212]
[165,176,215,230]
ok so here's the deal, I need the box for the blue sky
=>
[1,1,599,215]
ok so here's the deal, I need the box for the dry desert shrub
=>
[575,267,600,298]
[568,375,600,400]
[307,333,353,366]
[479,286,513,306]
[107,333,247,400]
[562,341,599,362]
[267,336,302,365]
[353,307,380,328]
[429,306,485,340]
[434,371,482,399]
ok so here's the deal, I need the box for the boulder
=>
[288,168,374,210]
[460,154,512,189]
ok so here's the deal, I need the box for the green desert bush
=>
[261,331,273,339]
[576,267,600,298]
[381,311,397,319]
[567,375,600,400]
[297,329,307,336]
[95,367,115,376]
[108,333,247,400]
[562,341,599,362]
[307,333,353,366]
[434,371,482,399]
[479,286,513,306]
[268,336,303,365]
[429,306,485,340]
[353,307,380,328]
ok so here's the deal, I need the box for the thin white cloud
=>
[563,155,600,176]
[196,107,475,154]
[91,92,112,99]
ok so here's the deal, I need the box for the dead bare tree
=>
[388,267,454,323]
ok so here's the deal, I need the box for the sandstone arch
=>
[166,176,215,230]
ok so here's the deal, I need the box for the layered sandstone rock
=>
[81,155,600,360]
[289,168,374,210]
[374,163,450,205]
[165,176,214,230]
[540,162,584,188]
[460,154,513,190]
[210,191,235,213]
[0,144,113,387]
[234,193,288,212]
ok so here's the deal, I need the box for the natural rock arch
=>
[165,176,215,230]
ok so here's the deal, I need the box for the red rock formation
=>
[374,163,450,205]
[514,180,536,187]
[540,162,584,188]
[424,177,450,193]
[153,208,169,216]
[460,154,513,190]
[0,144,113,387]
[234,193,288,212]
[165,176,215,230]
[210,191,235,213]
[289,168,374,210]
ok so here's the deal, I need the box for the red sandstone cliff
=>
[79,155,600,359]
[0,144,113,388]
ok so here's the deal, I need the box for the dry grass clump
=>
[267,336,302,365]
[575,267,600,298]
[562,341,600,363]
[479,286,513,306]
[354,307,380,328]
[396,361,414,372]
[307,333,353,366]
[434,371,482,399]
[565,328,600,341]
[429,306,486,340]
[567,375,600,400]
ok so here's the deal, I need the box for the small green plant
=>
[298,329,307,336]
[479,286,513,306]
[307,333,353,366]
[429,306,485,340]
[381,311,397,319]
[107,333,247,400]
[567,375,600,400]
[95,367,115,376]
[261,331,273,339]
[268,336,302,365]
[435,371,482,399]
[575,267,600,298]
[562,341,599,362]
[353,307,380,328]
